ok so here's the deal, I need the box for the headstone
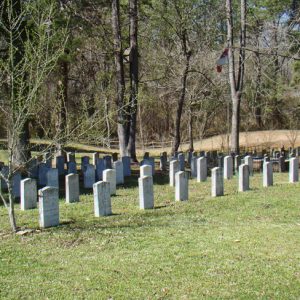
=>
[289,157,299,183]
[197,157,207,182]
[263,162,273,187]
[235,155,242,173]
[139,176,154,209]
[218,155,224,169]
[39,187,59,228]
[211,167,224,197]
[239,164,250,192]
[81,156,90,171]
[224,156,233,179]
[103,169,116,195]
[67,161,77,174]
[122,156,131,176]
[12,172,21,198]
[178,153,185,171]
[65,174,79,203]
[67,152,75,163]
[190,157,197,178]
[103,156,112,169]
[244,155,253,176]
[140,165,152,177]
[95,158,104,181]
[141,158,155,175]
[83,164,95,189]
[20,178,37,210]
[92,152,99,165]
[112,152,118,162]
[175,171,188,201]
[28,158,38,178]
[46,168,59,189]
[93,181,112,216]
[38,163,49,186]
[113,160,124,185]
[143,152,150,159]
[187,151,193,165]
[56,155,65,176]
[169,160,180,187]
[278,156,285,172]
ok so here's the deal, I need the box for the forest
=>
[0,0,300,166]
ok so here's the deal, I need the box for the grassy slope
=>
[0,172,299,299]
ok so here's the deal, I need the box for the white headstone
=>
[224,156,233,179]
[238,164,249,192]
[244,155,253,176]
[39,187,59,228]
[93,181,112,216]
[140,165,152,177]
[289,157,299,183]
[66,173,79,203]
[197,157,207,182]
[103,169,116,195]
[211,167,224,197]
[46,168,59,189]
[263,162,273,187]
[20,178,37,210]
[83,164,95,189]
[139,176,154,209]
[113,160,124,185]
[169,160,180,187]
[175,171,188,201]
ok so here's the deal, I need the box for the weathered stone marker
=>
[169,160,180,187]
[178,153,185,171]
[190,157,197,178]
[103,156,112,169]
[278,156,285,172]
[289,157,299,183]
[93,181,112,216]
[95,158,104,181]
[122,156,131,176]
[235,155,241,173]
[263,162,273,187]
[38,163,49,186]
[224,156,233,179]
[39,187,59,228]
[238,164,250,192]
[244,155,253,176]
[113,160,124,185]
[92,152,99,165]
[65,174,79,203]
[103,169,116,195]
[138,176,154,209]
[20,178,37,210]
[67,161,77,174]
[159,155,167,171]
[83,164,95,188]
[81,156,90,171]
[175,171,188,201]
[197,157,207,182]
[140,165,152,177]
[211,167,224,197]
[56,155,65,175]
[46,168,59,189]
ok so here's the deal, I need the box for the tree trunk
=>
[111,0,128,157]
[127,0,138,162]
[188,106,194,152]
[172,51,191,154]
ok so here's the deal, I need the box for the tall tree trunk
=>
[111,0,128,157]
[226,0,246,154]
[188,105,194,152]
[172,49,191,154]
[127,0,138,161]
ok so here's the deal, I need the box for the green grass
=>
[0,172,299,299]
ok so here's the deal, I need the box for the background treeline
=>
[1,0,300,156]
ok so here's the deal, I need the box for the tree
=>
[226,0,247,154]
[0,0,66,231]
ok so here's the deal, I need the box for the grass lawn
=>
[0,171,299,299]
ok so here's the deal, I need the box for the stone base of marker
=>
[139,176,154,209]
[239,164,250,192]
[211,167,224,197]
[175,171,188,201]
[20,178,37,210]
[93,181,112,216]
[39,187,59,228]
[66,174,79,203]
